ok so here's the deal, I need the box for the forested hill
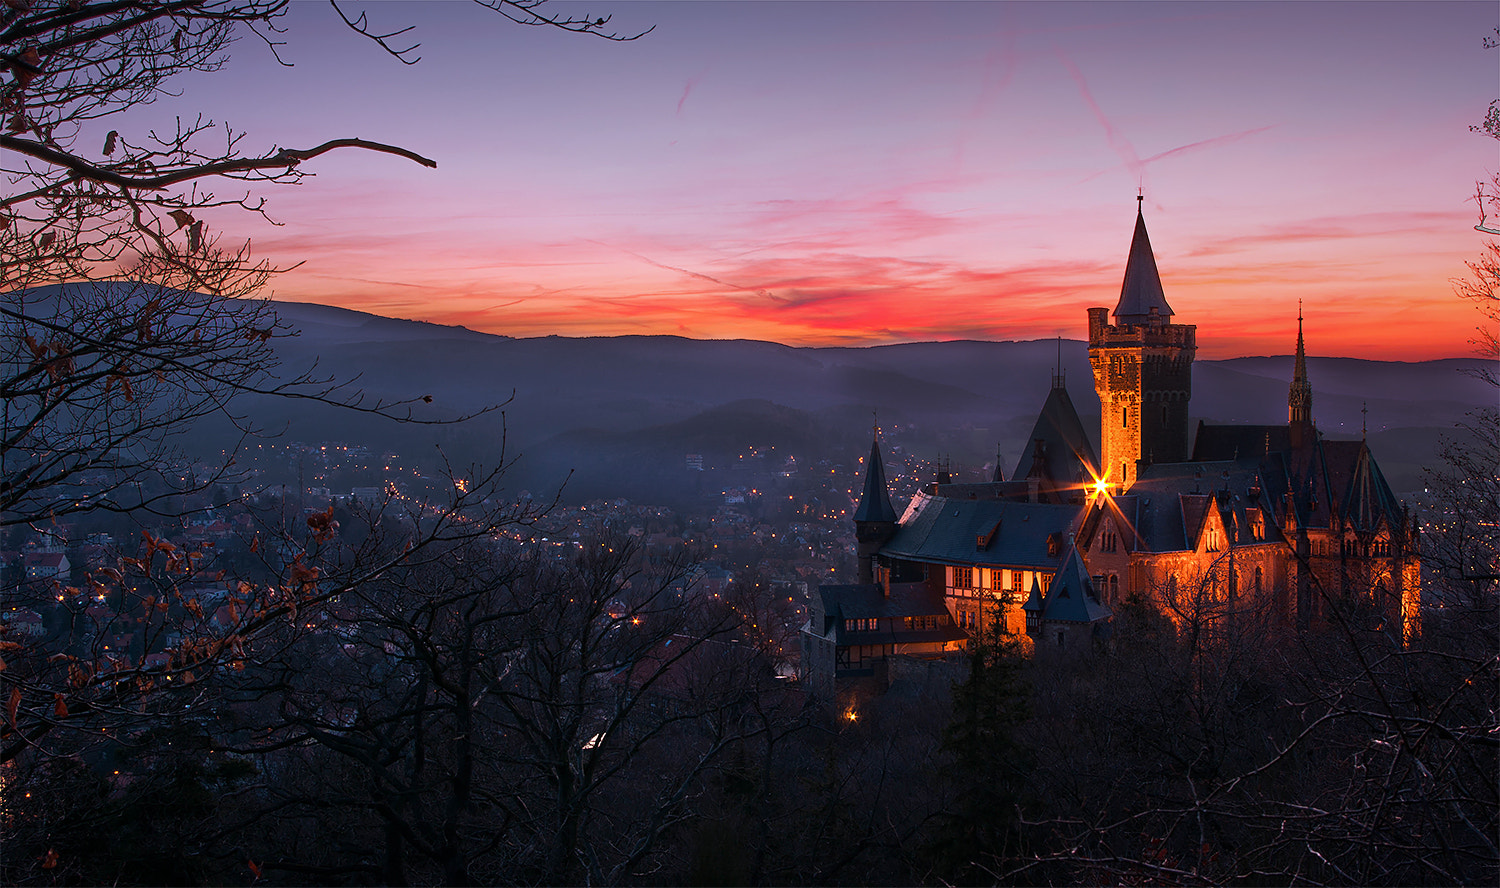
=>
[248,300,1492,500]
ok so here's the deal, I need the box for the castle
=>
[800,199,1420,697]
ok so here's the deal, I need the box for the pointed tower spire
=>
[1289,302,1314,447]
[1114,198,1174,326]
[854,437,897,525]
[853,434,899,585]
[1052,336,1065,389]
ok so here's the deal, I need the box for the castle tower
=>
[852,436,898,585]
[1088,198,1196,488]
[1288,304,1315,448]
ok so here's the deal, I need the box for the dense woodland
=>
[1,492,1494,886]
[1,2,1497,885]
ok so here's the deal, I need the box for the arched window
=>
[1254,566,1263,595]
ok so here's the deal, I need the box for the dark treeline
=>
[2,489,1494,886]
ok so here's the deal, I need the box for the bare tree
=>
[0,0,643,777]
[2,1,645,295]
[182,528,791,885]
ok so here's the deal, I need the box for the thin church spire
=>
[1289,303,1315,447]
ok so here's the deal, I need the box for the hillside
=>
[254,300,1490,499]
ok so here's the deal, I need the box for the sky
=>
[158,1,1496,359]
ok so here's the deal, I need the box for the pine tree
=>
[928,606,1033,884]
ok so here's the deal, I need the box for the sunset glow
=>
[167,1,1493,359]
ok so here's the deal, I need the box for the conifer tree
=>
[929,606,1032,884]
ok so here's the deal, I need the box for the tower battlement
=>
[1087,306,1196,351]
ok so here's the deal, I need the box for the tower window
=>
[1162,405,1168,427]
[1122,407,1129,428]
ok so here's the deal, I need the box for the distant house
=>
[24,551,69,582]
[2,608,45,637]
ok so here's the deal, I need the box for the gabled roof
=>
[1010,383,1099,491]
[1114,204,1174,325]
[1179,494,1215,550]
[1078,493,1144,554]
[1126,459,1277,553]
[882,492,1079,568]
[853,438,898,524]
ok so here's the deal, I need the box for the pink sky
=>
[160,1,1496,360]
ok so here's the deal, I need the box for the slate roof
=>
[1124,458,1276,553]
[853,438,899,524]
[1192,422,1291,461]
[1114,205,1174,325]
[1254,438,1404,535]
[1125,430,1407,553]
[881,492,1078,568]
[1022,545,1112,624]
[1343,442,1401,533]
[1010,382,1099,491]
[815,582,968,645]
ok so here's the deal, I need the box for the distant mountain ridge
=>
[9,284,1479,500]
[259,299,1490,499]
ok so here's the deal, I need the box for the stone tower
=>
[852,436,898,584]
[1088,199,1196,489]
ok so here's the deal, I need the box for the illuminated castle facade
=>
[802,201,1421,694]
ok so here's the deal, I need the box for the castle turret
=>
[1089,198,1196,488]
[1289,305,1314,448]
[853,437,898,584]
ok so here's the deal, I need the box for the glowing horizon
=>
[160,2,1492,361]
